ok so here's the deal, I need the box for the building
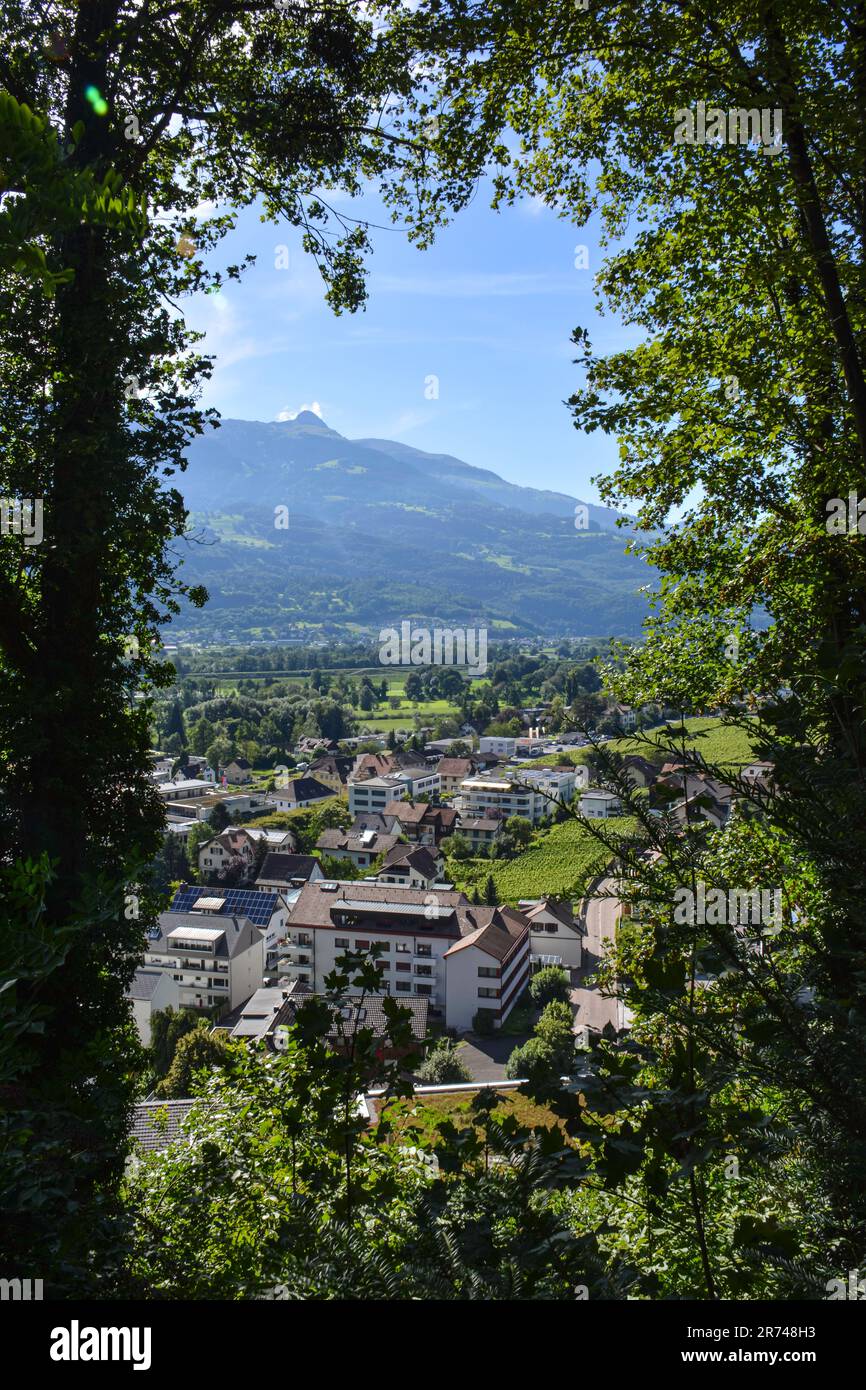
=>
[454,815,503,852]
[272,776,334,811]
[375,843,445,889]
[457,769,576,826]
[277,881,531,1032]
[197,826,293,879]
[316,827,401,869]
[273,991,429,1062]
[479,735,517,757]
[254,852,324,892]
[579,789,622,819]
[126,968,178,1046]
[167,882,289,971]
[137,907,266,1036]
[622,755,658,789]
[383,799,459,845]
[224,757,252,784]
[435,756,478,796]
[307,753,353,794]
[521,898,584,970]
[348,767,441,816]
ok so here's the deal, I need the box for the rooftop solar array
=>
[169,885,280,928]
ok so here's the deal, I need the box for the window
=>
[396,982,411,993]
[335,937,349,948]
[545,923,558,934]
[478,987,500,999]
[355,939,370,950]
[375,940,390,951]
[395,942,410,954]
[416,984,433,996]
[415,965,432,977]
[415,944,431,957]
[478,966,500,978]
[395,962,410,973]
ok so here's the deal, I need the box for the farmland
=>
[446,814,637,904]
[536,716,758,775]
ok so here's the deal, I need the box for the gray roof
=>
[151,911,262,960]
[129,1099,197,1153]
[126,968,163,1001]
[256,852,320,884]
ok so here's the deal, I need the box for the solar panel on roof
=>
[168,885,278,928]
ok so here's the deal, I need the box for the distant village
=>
[130,694,774,1143]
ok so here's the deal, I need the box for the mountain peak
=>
[287,409,329,428]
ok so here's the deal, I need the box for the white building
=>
[348,767,440,817]
[579,789,622,819]
[278,881,531,1032]
[520,898,584,970]
[458,766,576,826]
[479,736,517,757]
[133,900,268,1043]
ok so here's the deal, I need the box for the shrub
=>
[529,965,571,1008]
[415,1038,472,1084]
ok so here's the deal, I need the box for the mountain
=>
[169,412,648,642]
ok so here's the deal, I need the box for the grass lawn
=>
[536,716,758,775]
[447,814,637,905]
[376,1090,568,1144]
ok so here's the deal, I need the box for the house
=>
[479,735,517,757]
[348,767,440,816]
[350,810,400,835]
[456,816,503,851]
[177,754,216,782]
[435,756,478,796]
[126,968,178,1046]
[521,899,584,970]
[277,880,531,1032]
[622,754,658,789]
[215,980,312,1047]
[197,826,274,879]
[316,827,401,869]
[130,1099,198,1155]
[579,789,622,819]
[166,882,289,971]
[136,907,267,1038]
[272,776,334,811]
[612,703,638,731]
[272,991,429,1062]
[383,799,459,845]
[295,737,337,757]
[375,843,445,890]
[307,753,353,794]
[224,757,252,784]
[254,852,325,892]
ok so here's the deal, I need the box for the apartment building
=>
[458,767,576,826]
[134,904,266,1042]
[348,767,440,816]
[277,881,531,1032]
[166,883,289,971]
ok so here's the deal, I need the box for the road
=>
[570,874,621,1032]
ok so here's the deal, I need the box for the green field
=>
[537,717,758,775]
[447,815,637,904]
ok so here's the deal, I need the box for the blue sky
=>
[184,182,638,504]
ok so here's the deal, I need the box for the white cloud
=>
[276,401,323,421]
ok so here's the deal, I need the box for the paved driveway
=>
[570,875,621,1032]
[456,1031,530,1082]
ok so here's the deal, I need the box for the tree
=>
[415,1037,472,1084]
[1,0,467,1285]
[148,833,190,896]
[505,815,532,849]
[149,1006,201,1084]
[156,1024,240,1099]
[483,873,499,906]
[208,801,231,834]
[529,967,570,1010]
